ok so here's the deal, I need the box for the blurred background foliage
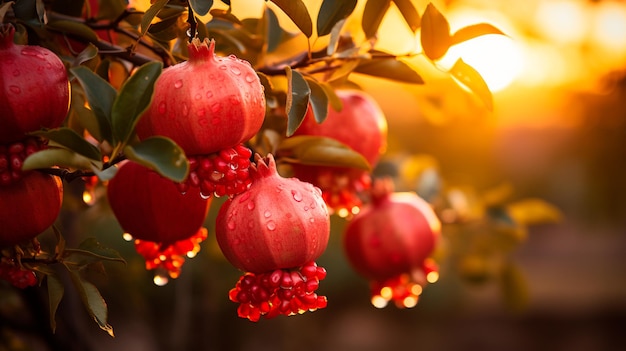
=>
[1,0,626,350]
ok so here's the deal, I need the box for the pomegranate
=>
[0,24,70,144]
[136,38,265,155]
[0,136,48,187]
[291,89,387,217]
[0,171,63,247]
[106,161,211,282]
[216,154,330,321]
[343,179,440,308]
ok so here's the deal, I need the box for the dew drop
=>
[210,102,222,113]
[182,103,189,116]
[227,221,236,230]
[197,108,206,118]
[264,210,271,218]
[211,117,220,125]
[309,218,315,223]
[247,201,255,210]
[158,101,167,114]
[233,238,241,245]
[245,73,256,83]
[303,206,309,211]
[198,118,208,126]
[238,191,251,202]
[194,93,202,100]
[266,220,276,231]
[200,192,211,200]
[229,95,241,105]
[219,65,228,70]
[230,66,241,75]
[174,80,183,88]
[291,190,303,202]
[206,90,214,98]
[9,86,21,94]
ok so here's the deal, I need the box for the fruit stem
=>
[186,5,197,43]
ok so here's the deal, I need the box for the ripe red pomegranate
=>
[0,171,63,247]
[343,179,440,308]
[0,24,70,144]
[106,161,211,282]
[216,154,330,321]
[136,38,265,156]
[291,89,387,216]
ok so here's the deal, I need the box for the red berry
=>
[0,24,70,144]
[343,179,440,308]
[0,260,37,289]
[136,38,266,156]
[291,90,387,216]
[0,137,47,187]
[216,154,330,320]
[0,172,63,247]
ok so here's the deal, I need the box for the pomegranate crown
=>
[0,24,15,48]
[250,153,278,180]
[187,37,218,62]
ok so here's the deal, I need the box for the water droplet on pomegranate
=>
[276,184,284,192]
[197,108,206,118]
[206,90,214,98]
[229,95,241,105]
[200,192,211,200]
[198,118,208,126]
[247,220,254,229]
[12,69,19,77]
[291,190,303,202]
[210,102,222,113]
[264,210,271,218]
[9,86,20,94]
[230,66,241,75]
[303,206,309,211]
[233,238,241,245]
[245,73,256,83]
[227,221,236,230]
[182,103,189,116]
[309,218,315,223]
[266,220,276,231]
[219,65,228,70]
[158,101,167,114]
[194,93,202,100]
[174,80,183,88]
[211,117,220,125]
[247,201,255,210]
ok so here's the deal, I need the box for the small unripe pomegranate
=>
[216,154,330,321]
[343,179,440,308]
[136,38,265,156]
[291,89,387,217]
[0,171,63,247]
[106,161,211,282]
[0,24,70,144]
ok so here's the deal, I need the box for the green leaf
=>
[362,0,391,39]
[189,0,214,17]
[279,136,370,170]
[47,274,64,334]
[66,269,114,337]
[31,128,101,161]
[0,2,14,23]
[500,262,529,312]
[317,0,357,37]
[320,82,343,112]
[124,136,189,183]
[47,20,99,43]
[420,3,451,60]
[70,66,116,143]
[285,67,311,137]
[22,148,100,171]
[73,43,100,68]
[449,58,493,111]
[270,0,313,38]
[305,77,329,124]
[140,0,168,36]
[70,83,102,141]
[506,198,562,226]
[450,23,506,46]
[111,61,162,146]
[265,6,282,53]
[62,238,126,267]
[354,56,424,84]
[209,8,241,25]
[392,0,420,33]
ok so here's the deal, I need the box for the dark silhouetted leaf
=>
[62,238,126,267]
[31,128,101,161]
[450,23,506,46]
[317,0,357,37]
[449,58,493,110]
[270,0,313,38]
[420,3,451,60]
[47,274,64,333]
[0,2,13,23]
[189,0,214,16]
[66,269,114,337]
[305,77,329,124]
[124,136,189,183]
[265,6,282,53]
[111,61,162,145]
[73,43,99,68]
[141,0,168,36]
[326,18,346,55]
[279,136,370,170]
[70,83,102,141]
[22,148,99,171]
[392,0,420,32]
[354,55,424,84]
[47,20,99,42]
[362,0,391,39]
[285,67,311,136]
[71,66,116,143]
[209,8,241,25]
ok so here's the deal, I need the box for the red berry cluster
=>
[369,259,439,309]
[0,136,47,187]
[0,258,37,289]
[228,262,328,321]
[311,168,372,217]
[133,227,207,283]
[177,144,252,198]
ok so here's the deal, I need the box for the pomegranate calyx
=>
[0,24,14,48]
[249,153,278,180]
[188,37,217,62]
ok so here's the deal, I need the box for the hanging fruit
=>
[106,161,211,284]
[216,154,330,321]
[136,38,266,198]
[0,24,70,144]
[291,89,387,217]
[343,179,441,308]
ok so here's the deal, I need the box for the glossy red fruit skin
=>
[294,89,387,167]
[0,25,70,144]
[216,154,330,274]
[106,162,210,246]
[0,172,63,247]
[136,38,266,156]
[343,192,440,282]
